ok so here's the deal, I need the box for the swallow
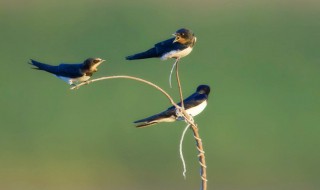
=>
[126,28,196,61]
[134,85,210,128]
[29,58,105,85]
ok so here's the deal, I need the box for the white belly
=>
[161,47,193,60]
[56,75,90,85]
[186,101,207,117]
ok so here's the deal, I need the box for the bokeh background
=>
[1,0,319,190]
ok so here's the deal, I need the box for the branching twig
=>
[71,74,207,190]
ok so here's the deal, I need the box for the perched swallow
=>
[134,85,210,128]
[126,28,196,61]
[29,58,105,85]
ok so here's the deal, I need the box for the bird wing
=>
[125,38,189,60]
[134,92,208,128]
[56,63,84,78]
[30,60,84,78]
[167,92,207,111]
[154,38,189,55]
[30,59,60,75]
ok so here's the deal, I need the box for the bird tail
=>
[29,59,58,74]
[133,111,175,128]
[135,121,159,128]
[133,114,160,128]
[126,48,158,60]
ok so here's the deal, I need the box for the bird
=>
[134,85,210,128]
[29,58,105,85]
[126,28,196,61]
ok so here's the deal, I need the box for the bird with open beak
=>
[125,28,196,61]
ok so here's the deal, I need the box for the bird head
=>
[83,58,105,72]
[172,28,195,44]
[196,85,211,95]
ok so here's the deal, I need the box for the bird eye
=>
[93,59,100,63]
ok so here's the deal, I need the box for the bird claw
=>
[175,108,195,123]
[70,84,79,90]
[175,107,185,120]
[175,107,182,115]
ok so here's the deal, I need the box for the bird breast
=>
[161,47,193,60]
[186,101,207,117]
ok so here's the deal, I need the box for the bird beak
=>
[96,60,105,66]
[92,61,104,72]
[172,33,178,43]
[94,60,104,68]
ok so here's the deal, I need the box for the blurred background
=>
[0,0,319,189]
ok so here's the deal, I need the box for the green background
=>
[1,0,319,189]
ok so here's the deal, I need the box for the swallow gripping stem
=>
[134,85,210,128]
[126,28,196,87]
[29,58,105,86]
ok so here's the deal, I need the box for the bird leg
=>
[175,106,187,121]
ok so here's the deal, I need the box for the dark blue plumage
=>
[126,28,196,61]
[30,59,85,78]
[29,58,105,85]
[134,85,210,128]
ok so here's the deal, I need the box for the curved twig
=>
[71,75,179,108]
[169,59,178,88]
[180,124,190,179]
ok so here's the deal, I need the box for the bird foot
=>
[70,84,79,90]
[175,107,185,120]
[176,108,194,123]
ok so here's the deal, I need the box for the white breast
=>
[161,47,193,60]
[186,101,207,117]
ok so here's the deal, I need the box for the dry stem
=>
[175,62,207,190]
[188,119,208,190]
[71,74,207,190]
[175,59,184,109]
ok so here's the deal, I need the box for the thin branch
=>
[175,61,207,190]
[169,59,178,88]
[175,59,184,109]
[190,122,208,190]
[71,75,180,109]
[180,123,190,179]
[180,116,207,190]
